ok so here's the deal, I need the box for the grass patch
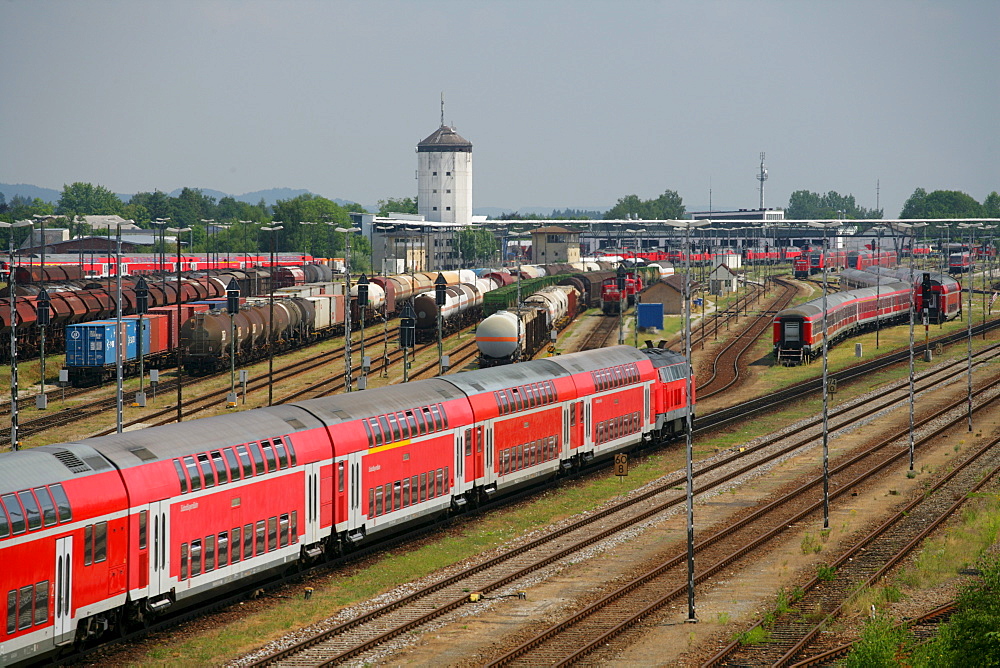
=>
[895,493,1000,590]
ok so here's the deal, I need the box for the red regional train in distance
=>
[793,249,849,278]
[772,276,913,364]
[0,345,692,665]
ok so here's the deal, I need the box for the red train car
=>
[0,346,692,665]
[773,280,912,364]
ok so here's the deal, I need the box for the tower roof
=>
[418,125,472,153]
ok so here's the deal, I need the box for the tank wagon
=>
[476,285,580,367]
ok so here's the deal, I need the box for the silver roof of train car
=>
[0,443,114,493]
[69,404,326,469]
[293,378,467,424]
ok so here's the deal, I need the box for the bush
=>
[844,613,913,668]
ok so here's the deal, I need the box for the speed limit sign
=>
[614,453,628,477]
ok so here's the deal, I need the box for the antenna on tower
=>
[441,92,445,127]
[757,152,768,210]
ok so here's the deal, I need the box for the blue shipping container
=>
[65,320,138,367]
[123,315,152,355]
[637,303,664,330]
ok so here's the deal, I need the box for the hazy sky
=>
[2,1,997,216]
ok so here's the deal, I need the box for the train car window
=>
[223,448,241,481]
[236,445,254,478]
[180,544,189,580]
[429,405,443,430]
[172,459,189,494]
[420,472,428,501]
[261,441,278,472]
[498,391,510,414]
[1,495,25,537]
[393,483,402,511]
[291,511,298,543]
[410,409,424,436]
[378,416,392,441]
[190,540,202,577]
[211,451,229,485]
[6,590,15,634]
[435,469,444,496]
[139,510,147,550]
[274,440,289,469]
[183,456,202,491]
[34,581,48,626]
[244,524,253,560]
[402,478,410,506]
[403,410,418,436]
[363,419,375,447]
[368,418,383,446]
[411,475,419,502]
[16,585,31,631]
[368,488,375,518]
[48,484,70,522]
[279,514,290,548]
[255,521,266,555]
[281,437,297,466]
[337,462,345,493]
[94,522,107,563]
[205,534,216,572]
[375,488,383,516]
[464,429,472,456]
[387,414,402,442]
[444,466,450,493]
[395,412,409,439]
[476,426,484,453]
[17,491,41,531]
[84,524,93,565]
[231,527,241,564]
[218,532,229,568]
[197,454,216,488]
[550,435,558,459]
[249,443,266,475]
[440,404,449,429]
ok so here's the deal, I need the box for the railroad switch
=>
[469,591,526,602]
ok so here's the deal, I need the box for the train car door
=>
[346,452,364,533]
[305,462,321,543]
[335,459,348,528]
[569,401,584,450]
[54,536,73,644]
[474,425,485,481]
[147,501,170,598]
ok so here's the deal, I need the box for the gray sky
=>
[2,1,997,217]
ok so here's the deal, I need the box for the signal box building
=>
[530,226,581,264]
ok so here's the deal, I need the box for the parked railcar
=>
[476,285,579,366]
[868,266,962,324]
[0,345,692,666]
[773,280,912,364]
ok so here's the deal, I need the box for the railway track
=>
[237,339,1000,667]
[488,351,1000,666]
[786,601,955,667]
[697,278,798,398]
[577,313,619,350]
[705,439,999,666]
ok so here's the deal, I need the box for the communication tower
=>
[757,152,768,210]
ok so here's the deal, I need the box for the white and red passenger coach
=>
[0,345,692,664]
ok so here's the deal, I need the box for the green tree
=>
[605,190,685,220]
[456,228,498,266]
[55,182,123,217]
[900,188,983,219]
[0,196,55,223]
[271,194,357,259]
[170,187,218,226]
[786,190,881,219]
[981,191,1000,218]
[377,197,418,216]
[129,190,173,222]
